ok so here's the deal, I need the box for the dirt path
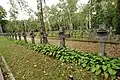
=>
[21,37,120,57]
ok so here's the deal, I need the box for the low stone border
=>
[0,56,15,80]
[0,68,4,80]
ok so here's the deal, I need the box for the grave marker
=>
[59,27,65,47]
[30,30,35,44]
[22,31,27,43]
[17,32,21,41]
[97,24,108,56]
[14,32,17,40]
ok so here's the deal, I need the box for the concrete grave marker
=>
[30,30,35,44]
[14,32,17,40]
[17,31,21,41]
[0,24,3,33]
[97,24,108,56]
[58,26,66,47]
[22,31,27,43]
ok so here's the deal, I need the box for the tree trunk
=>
[39,0,48,44]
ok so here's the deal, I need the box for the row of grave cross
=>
[8,26,71,47]
[7,24,108,57]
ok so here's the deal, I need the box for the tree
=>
[0,6,7,20]
[16,0,35,32]
[37,0,48,43]
[0,6,7,32]
[9,0,19,32]
[115,0,120,34]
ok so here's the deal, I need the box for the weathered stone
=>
[30,30,35,44]
[58,27,65,47]
[14,32,17,40]
[0,24,3,33]
[17,32,21,41]
[22,31,27,43]
[11,32,14,39]
[97,26,108,56]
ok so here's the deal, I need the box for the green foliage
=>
[115,0,120,34]
[14,40,120,79]
[0,6,7,20]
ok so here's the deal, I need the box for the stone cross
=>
[97,25,108,56]
[58,26,71,47]
[17,32,21,41]
[30,30,35,44]
[0,24,3,33]
[22,31,27,43]
[8,32,12,39]
[40,32,44,44]
[11,32,14,39]
[58,26,66,47]
[14,32,17,40]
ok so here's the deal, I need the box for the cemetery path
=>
[21,37,120,57]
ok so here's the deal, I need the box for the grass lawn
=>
[0,37,99,80]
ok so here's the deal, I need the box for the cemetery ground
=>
[0,37,99,80]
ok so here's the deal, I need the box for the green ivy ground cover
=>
[14,40,120,80]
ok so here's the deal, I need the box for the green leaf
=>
[111,64,120,69]
[91,67,96,73]
[82,63,86,67]
[108,68,116,75]
[102,65,107,71]
[104,72,109,79]
[95,69,101,75]
[107,64,111,67]
[86,66,90,70]
[111,75,116,80]
[96,65,101,69]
